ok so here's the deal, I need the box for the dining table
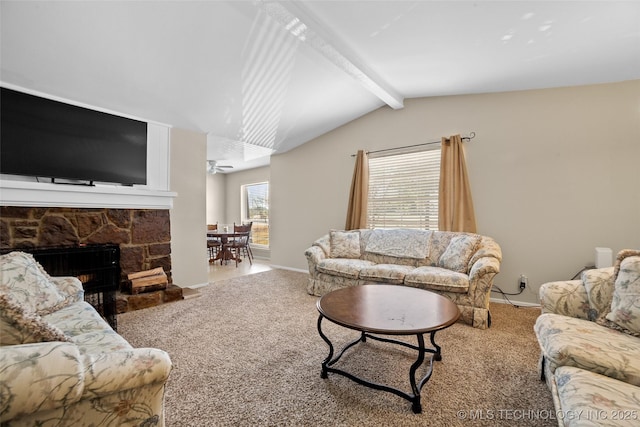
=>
[207,229,247,264]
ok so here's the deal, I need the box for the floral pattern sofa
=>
[305,229,502,329]
[534,250,640,426]
[0,251,173,427]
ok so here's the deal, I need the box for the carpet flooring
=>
[118,269,556,426]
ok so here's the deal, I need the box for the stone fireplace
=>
[0,206,182,312]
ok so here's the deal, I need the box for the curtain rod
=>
[351,132,476,157]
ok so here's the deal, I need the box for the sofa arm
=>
[539,280,590,320]
[82,348,172,399]
[469,256,501,282]
[0,342,84,422]
[305,245,327,276]
[51,276,85,303]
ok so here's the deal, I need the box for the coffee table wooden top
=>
[317,285,460,335]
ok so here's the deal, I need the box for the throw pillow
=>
[0,294,70,345]
[329,230,361,259]
[602,251,640,336]
[0,251,68,315]
[581,267,615,321]
[438,234,481,274]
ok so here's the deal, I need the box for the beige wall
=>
[270,80,640,304]
[206,172,226,226]
[169,127,209,288]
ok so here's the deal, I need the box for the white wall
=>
[170,127,209,288]
[269,80,640,304]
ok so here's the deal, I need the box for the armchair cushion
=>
[534,313,640,386]
[602,252,640,336]
[581,267,615,321]
[554,366,640,427]
[0,251,70,315]
[0,294,70,345]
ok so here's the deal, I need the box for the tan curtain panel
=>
[345,150,369,230]
[438,134,477,233]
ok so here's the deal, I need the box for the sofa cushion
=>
[604,253,640,336]
[534,313,640,386]
[359,264,415,284]
[554,366,640,427]
[0,294,70,345]
[404,266,470,293]
[0,251,69,315]
[329,230,361,259]
[364,229,431,259]
[581,267,615,321]
[317,259,375,279]
[437,234,480,273]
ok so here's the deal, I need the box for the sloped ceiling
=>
[2,1,639,172]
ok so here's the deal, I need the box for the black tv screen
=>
[1,87,147,185]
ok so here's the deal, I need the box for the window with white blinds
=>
[367,147,440,230]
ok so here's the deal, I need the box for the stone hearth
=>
[0,206,182,311]
[116,286,183,314]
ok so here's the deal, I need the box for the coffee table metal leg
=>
[409,333,426,413]
[318,319,445,414]
[430,331,442,361]
[317,315,333,379]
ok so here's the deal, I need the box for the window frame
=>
[241,181,270,248]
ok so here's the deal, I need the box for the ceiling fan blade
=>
[207,160,233,174]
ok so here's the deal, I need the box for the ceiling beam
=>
[257,0,404,109]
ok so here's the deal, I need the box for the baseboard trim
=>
[490,297,540,308]
[269,265,309,274]
[184,282,210,289]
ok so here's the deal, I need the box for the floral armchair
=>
[0,251,172,426]
[534,250,640,426]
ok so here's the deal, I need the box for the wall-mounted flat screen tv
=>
[1,87,147,186]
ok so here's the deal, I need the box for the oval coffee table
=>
[316,284,460,414]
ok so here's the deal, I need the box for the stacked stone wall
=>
[0,207,172,289]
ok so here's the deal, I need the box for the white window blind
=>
[367,147,440,230]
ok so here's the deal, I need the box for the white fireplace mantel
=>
[0,179,177,209]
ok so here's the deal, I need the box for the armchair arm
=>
[82,348,172,399]
[0,342,84,422]
[50,276,84,303]
[539,280,590,320]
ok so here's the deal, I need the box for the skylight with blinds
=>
[367,147,440,230]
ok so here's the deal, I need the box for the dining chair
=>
[224,222,253,267]
[206,223,222,261]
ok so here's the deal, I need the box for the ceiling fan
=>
[207,160,233,174]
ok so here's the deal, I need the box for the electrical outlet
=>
[519,275,528,290]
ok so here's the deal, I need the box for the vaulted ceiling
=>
[2,1,639,172]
